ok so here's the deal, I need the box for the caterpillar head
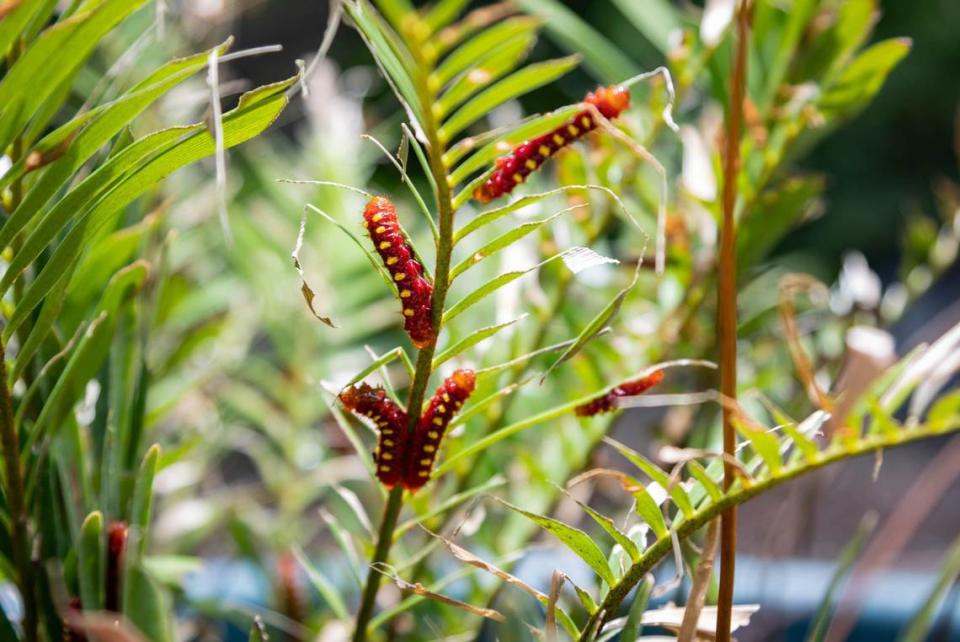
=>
[586,85,631,119]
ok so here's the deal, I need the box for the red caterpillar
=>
[339,383,409,488]
[406,369,476,491]
[63,597,87,642]
[575,369,664,417]
[364,197,435,348]
[339,370,476,491]
[474,85,631,204]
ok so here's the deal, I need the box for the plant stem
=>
[0,339,37,642]
[716,3,751,641]
[350,15,460,640]
[577,424,959,640]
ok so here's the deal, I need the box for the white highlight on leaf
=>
[642,604,760,634]
[884,320,960,412]
[207,48,231,245]
[903,319,960,420]
[561,246,620,275]
[680,125,717,201]
[700,0,737,47]
[0,155,10,182]
[155,0,167,39]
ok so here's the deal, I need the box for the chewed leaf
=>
[375,564,506,622]
[292,210,335,326]
[561,246,620,275]
[496,498,616,587]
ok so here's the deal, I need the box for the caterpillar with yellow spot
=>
[338,383,409,488]
[474,85,631,204]
[406,369,476,491]
[363,196,434,348]
[574,369,664,417]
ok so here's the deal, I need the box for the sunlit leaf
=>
[497,498,616,586]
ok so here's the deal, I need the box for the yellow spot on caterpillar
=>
[394,272,406,281]
[433,417,444,426]
[372,213,383,222]
[424,445,436,453]
[381,452,393,460]
[568,125,579,136]
[386,256,398,265]
[513,174,523,184]
[442,393,450,402]
[580,116,591,128]
[375,226,386,234]
[379,241,391,249]
[525,159,537,170]
[553,134,565,145]
[428,431,439,439]
[400,289,412,298]
[418,471,429,477]
[420,458,432,465]
[383,440,394,447]
[539,145,550,156]
[378,421,390,427]
[437,404,447,413]
[404,309,414,317]
[381,429,393,435]
[380,465,391,472]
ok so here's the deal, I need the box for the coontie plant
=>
[287,1,960,642]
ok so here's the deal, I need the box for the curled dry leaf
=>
[430,529,547,602]
[292,210,335,327]
[373,564,506,622]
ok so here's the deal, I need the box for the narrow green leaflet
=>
[432,17,540,87]
[605,438,695,518]
[497,498,616,587]
[129,444,160,556]
[432,316,524,368]
[540,259,643,382]
[346,1,426,131]
[609,0,681,55]
[7,77,295,340]
[443,270,528,323]
[735,424,783,476]
[573,498,641,562]
[78,511,104,610]
[0,0,148,153]
[2,40,232,236]
[896,532,960,642]
[124,565,174,642]
[631,481,669,539]
[686,460,722,503]
[513,0,639,83]
[818,38,911,121]
[450,210,564,279]
[293,547,349,620]
[422,0,472,34]
[0,0,46,60]
[619,575,655,642]
[1,125,197,296]
[439,55,580,143]
[25,262,148,448]
[804,514,876,642]
[436,32,535,117]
